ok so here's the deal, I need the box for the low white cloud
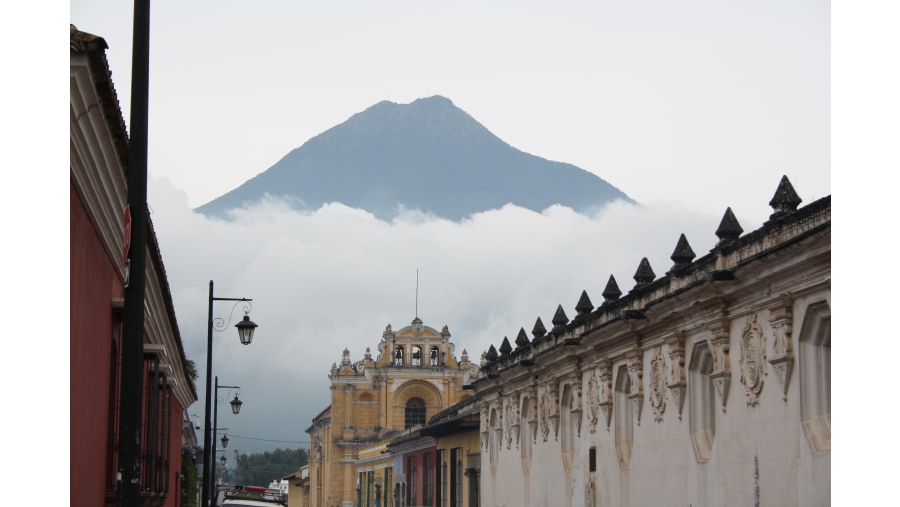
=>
[148,176,760,455]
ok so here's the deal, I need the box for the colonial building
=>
[306,318,478,507]
[71,25,198,507]
[472,176,830,506]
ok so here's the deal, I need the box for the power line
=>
[226,433,310,445]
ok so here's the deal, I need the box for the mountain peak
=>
[196,97,634,221]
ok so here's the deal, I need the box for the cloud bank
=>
[148,176,764,457]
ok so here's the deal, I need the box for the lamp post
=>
[209,377,242,503]
[202,280,258,507]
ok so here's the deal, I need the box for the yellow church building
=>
[306,317,478,507]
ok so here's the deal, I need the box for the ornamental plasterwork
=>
[425,378,445,392]
[586,368,600,433]
[597,360,613,430]
[539,384,558,441]
[665,332,687,419]
[649,348,667,422]
[389,378,408,393]
[740,314,766,406]
[525,386,538,442]
[767,297,794,400]
[511,396,521,448]
[626,349,644,425]
[569,380,583,438]
[707,318,732,412]
[503,399,513,449]
[480,402,490,449]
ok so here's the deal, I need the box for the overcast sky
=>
[63,0,840,471]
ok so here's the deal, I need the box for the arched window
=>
[395,346,404,366]
[412,346,423,366]
[561,385,575,473]
[405,397,426,428]
[689,341,716,463]
[614,365,632,468]
[520,396,533,475]
[800,301,830,453]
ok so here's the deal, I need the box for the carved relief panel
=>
[587,368,600,433]
[767,296,794,400]
[707,318,732,412]
[665,332,687,419]
[649,348,667,422]
[740,314,766,406]
[626,349,644,425]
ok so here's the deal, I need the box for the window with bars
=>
[405,397,426,428]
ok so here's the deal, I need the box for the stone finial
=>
[532,317,547,339]
[499,337,512,356]
[552,304,569,331]
[461,349,469,363]
[633,258,656,288]
[441,325,451,339]
[341,347,351,366]
[515,327,530,350]
[602,275,622,303]
[364,347,372,361]
[768,175,802,220]
[575,290,594,318]
[670,234,696,270]
[715,207,743,246]
[486,345,499,362]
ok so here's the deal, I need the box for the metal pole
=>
[211,376,219,504]
[117,1,150,506]
[202,281,214,507]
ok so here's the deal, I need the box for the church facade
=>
[306,319,478,507]
[472,176,830,506]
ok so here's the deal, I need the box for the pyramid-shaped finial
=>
[552,304,569,331]
[715,207,743,246]
[670,234,696,269]
[768,175,802,220]
[602,275,622,303]
[575,290,594,318]
[532,317,547,339]
[633,258,656,288]
[499,337,512,356]
[486,345,499,361]
[515,327,530,350]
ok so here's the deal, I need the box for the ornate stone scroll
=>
[510,396,521,448]
[767,296,794,400]
[587,368,600,433]
[570,380,583,438]
[649,348,667,422]
[539,383,559,441]
[707,318,732,412]
[480,402,490,449]
[597,360,613,430]
[740,314,766,406]
[626,349,644,425]
[665,332,687,419]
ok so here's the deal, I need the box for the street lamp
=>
[202,280,258,507]
[210,377,241,502]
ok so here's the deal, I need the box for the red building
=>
[71,25,198,507]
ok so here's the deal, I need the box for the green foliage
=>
[228,448,309,487]
[181,450,199,507]
[185,358,198,382]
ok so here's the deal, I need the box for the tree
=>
[229,448,309,487]
[181,449,199,507]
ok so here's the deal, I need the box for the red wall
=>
[70,182,119,507]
